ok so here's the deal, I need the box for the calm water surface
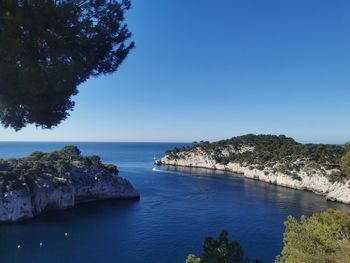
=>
[0,142,349,263]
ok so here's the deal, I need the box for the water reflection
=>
[160,164,350,217]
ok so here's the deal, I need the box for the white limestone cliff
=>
[0,148,139,222]
[161,150,350,204]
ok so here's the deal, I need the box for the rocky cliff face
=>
[161,149,350,204]
[0,146,139,222]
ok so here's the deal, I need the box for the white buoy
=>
[17,245,21,249]
[39,242,43,247]
[64,232,68,237]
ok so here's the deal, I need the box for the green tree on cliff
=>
[340,142,350,177]
[186,230,262,263]
[0,0,134,130]
[186,254,201,263]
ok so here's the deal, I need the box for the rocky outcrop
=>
[161,149,350,204]
[0,146,139,222]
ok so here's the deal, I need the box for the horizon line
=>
[0,140,192,143]
[0,140,345,145]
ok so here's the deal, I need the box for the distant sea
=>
[0,142,349,263]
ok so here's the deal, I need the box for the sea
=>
[0,142,349,263]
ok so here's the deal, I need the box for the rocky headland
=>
[160,134,350,204]
[0,146,139,222]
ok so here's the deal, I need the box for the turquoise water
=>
[0,142,349,263]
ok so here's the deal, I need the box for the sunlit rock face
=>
[161,148,350,204]
[0,146,139,222]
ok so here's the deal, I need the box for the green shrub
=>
[24,151,45,161]
[55,160,70,175]
[340,151,350,178]
[186,230,262,263]
[62,146,81,156]
[104,164,118,174]
[276,209,350,263]
[256,165,264,171]
[290,173,302,181]
[89,155,101,165]
[52,177,68,185]
[186,254,201,263]
[328,171,348,183]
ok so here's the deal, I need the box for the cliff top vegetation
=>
[0,146,117,193]
[165,134,350,181]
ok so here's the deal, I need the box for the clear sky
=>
[0,0,349,143]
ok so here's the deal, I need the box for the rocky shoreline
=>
[0,146,139,222]
[160,149,350,204]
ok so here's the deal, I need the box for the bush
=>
[276,209,350,263]
[186,255,201,263]
[340,151,350,178]
[24,151,45,161]
[55,160,70,175]
[186,230,262,263]
[256,165,264,171]
[52,177,68,185]
[328,171,348,183]
[104,164,118,175]
[290,173,302,181]
[62,146,81,156]
[89,155,102,165]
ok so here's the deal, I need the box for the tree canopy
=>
[0,145,118,191]
[340,142,350,177]
[166,134,346,181]
[186,230,262,263]
[0,0,134,130]
[275,209,350,263]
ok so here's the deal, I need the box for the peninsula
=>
[0,146,139,222]
[160,134,350,204]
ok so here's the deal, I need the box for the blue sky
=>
[0,0,349,143]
